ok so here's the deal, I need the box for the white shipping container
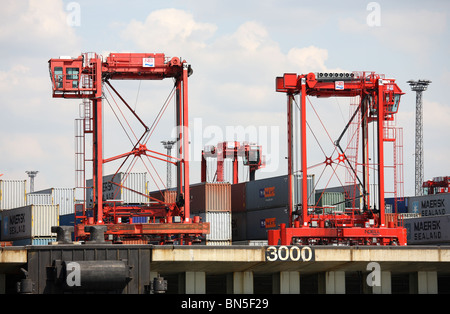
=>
[1,205,59,241]
[30,188,75,216]
[86,173,148,207]
[27,193,52,205]
[198,211,232,245]
[0,180,27,210]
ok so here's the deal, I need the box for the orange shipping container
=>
[190,182,231,213]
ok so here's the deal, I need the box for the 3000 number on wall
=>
[265,246,314,262]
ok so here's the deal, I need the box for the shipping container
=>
[408,193,450,216]
[190,182,231,213]
[0,180,27,210]
[131,216,149,223]
[26,193,52,206]
[197,211,231,245]
[231,182,246,212]
[384,197,408,213]
[315,192,345,213]
[149,189,177,204]
[403,214,450,245]
[12,237,57,246]
[231,211,247,241]
[59,213,81,226]
[315,184,363,209]
[246,207,290,240]
[30,188,75,215]
[1,204,59,241]
[86,173,148,207]
[245,175,315,211]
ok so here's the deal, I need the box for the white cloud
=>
[0,0,80,57]
[287,46,329,73]
[0,0,82,187]
[121,8,217,57]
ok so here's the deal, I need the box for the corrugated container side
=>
[12,237,57,246]
[32,205,59,238]
[1,205,59,240]
[120,173,148,204]
[246,207,289,240]
[198,211,231,244]
[315,192,345,213]
[315,184,362,209]
[131,216,149,223]
[0,180,27,210]
[190,182,231,213]
[26,193,52,205]
[30,188,75,215]
[52,188,75,215]
[149,190,177,204]
[231,182,246,212]
[86,173,148,207]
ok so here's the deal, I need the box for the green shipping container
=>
[315,192,345,213]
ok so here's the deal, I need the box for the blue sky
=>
[0,0,449,199]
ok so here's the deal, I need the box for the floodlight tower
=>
[25,170,39,192]
[407,79,431,196]
[161,140,176,189]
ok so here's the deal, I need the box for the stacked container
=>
[407,193,450,216]
[28,187,75,215]
[190,182,232,245]
[86,172,148,207]
[403,214,450,245]
[0,180,27,210]
[1,204,59,245]
[233,174,315,242]
[315,184,362,210]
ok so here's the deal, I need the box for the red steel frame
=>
[201,141,265,183]
[48,52,209,244]
[270,72,407,246]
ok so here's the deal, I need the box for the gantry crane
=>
[270,71,407,246]
[201,141,265,184]
[48,52,209,244]
[423,176,450,195]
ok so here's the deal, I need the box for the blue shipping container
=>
[245,175,315,210]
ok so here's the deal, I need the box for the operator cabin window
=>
[66,67,79,88]
[54,67,63,88]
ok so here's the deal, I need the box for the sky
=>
[0,0,449,200]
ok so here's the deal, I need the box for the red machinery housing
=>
[201,141,265,184]
[49,52,209,244]
[423,176,450,195]
[269,72,407,246]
